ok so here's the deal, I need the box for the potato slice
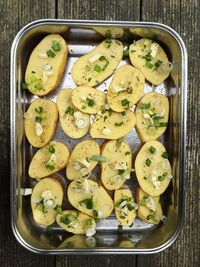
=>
[71,39,123,86]
[135,92,169,142]
[24,98,58,148]
[114,189,137,226]
[67,178,114,219]
[29,141,70,179]
[56,210,96,235]
[107,65,145,112]
[25,34,68,96]
[66,140,100,180]
[93,27,124,38]
[31,177,63,226]
[135,141,172,196]
[90,109,136,139]
[137,188,163,224]
[56,89,90,138]
[129,38,171,85]
[101,140,132,190]
[71,86,107,114]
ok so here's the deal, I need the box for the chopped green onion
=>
[143,176,148,180]
[65,106,74,115]
[145,158,152,167]
[145,62,154,69]
[54,205,62,214]
[49,145,55,154]
[94,64,101,73]
[116,139,122,148]
[34,83,43,90]
[125,151,130,156]
[104,115,108,122]
[21,82,27,90]
[142,54,152,62]
[35,106,43,113]
[147,214,153,220]
[99,56,106,61]
[89,155,107,163]
[121,98,130,107]
[118,169,125,175]
[158,122,168,127]
[86,97,94,107]
[47,49,56,58]
[114,121,123,127]
[81,105,86,109]
[121,111,126,116]
[163,172,168,177]
[52,41,61,52]
[85,65,90,71]
[79,198,93,209]
[88,77,92,82]
[101,59,109,71]
[155,59,163,68]
[123,49,129,57]
[60,213,77,225]
[140,196,149,206]
[46,162,55,170]
[139,102,151,110]
[86,218,93,228]
[127,204,135,211]
[158,175,165,181]
[126,86,133,94]
[35,116,42,123]
[149,146,156,154]
[93,209,98,217]
[100,105,106,113]
[105,31,112,38]
[162,151,169,159]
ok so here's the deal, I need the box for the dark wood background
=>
[0,0,199,266]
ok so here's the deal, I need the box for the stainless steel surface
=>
[10,19,187,254]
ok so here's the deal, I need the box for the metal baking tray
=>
[10,19,187,254]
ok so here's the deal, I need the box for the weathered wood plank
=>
[137,0,200,266]
[0,0,56,266]
[56,0,140,265]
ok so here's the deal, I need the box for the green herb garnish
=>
[49,145,55,154]
[155,59,163,68]
[86,218,93,228]
[94,64,101,73]
[65,106,74,115]
[86,97,95,107]
[162,151,169,159]
[79,198,93,209]
[139,102,151,110]
[149,146,156,154]
[85,65,90,71]
[118,169,125,175]
[60,213,77,225]
[81,105,86,109]
[145,62,154,69]
[34,82,43,90]
[47,49,56,58]
[114,121,123,127]
[142,54,152,62]
[54,205,62,214]
[125,151,130,156]
[158,175,165,181]
[93,209,98,217]
[35,116,42,123]
[121,98,130,107]
[121,111,126,116]
[126,86,133,94]
[35,106,43,113]
[52,42,61,52]
[145,158,152,167]
[116,138,122,148]
[89,155,106,163]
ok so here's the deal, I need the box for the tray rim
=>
[10,19,188,254]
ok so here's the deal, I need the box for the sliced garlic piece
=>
[44,64,52,71]
[89,53,102,64]
[150,43,159,58]
[38,51,48,58]
[114,162,127,170]
[35,122,43,136]
[47,153,57,164]
[102,127,111,135]
[75,117,88,129]
[119,200,128,209]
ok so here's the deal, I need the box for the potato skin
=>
[66,140,100,180]
[71,39,123,87]
[29,141,70,179]
[67,178,114,218]
[129,38,170,85]
[56,89,90,138]
[107,65,145,112]
[24,98,58,148]
[135,92,169,142]
[100,140,132,190]
[135,140,172,196]
[56,210,96,234]
[31,177,63,226]
[71,86,107,114]
[25,34,68,96]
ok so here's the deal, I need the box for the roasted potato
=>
[107,65,145,112]
[135,92,169,142]
[90,109,136,139]
[71,86,107,114]
[29,141,70,179]
[114,189,137,226]
[66,140,100,180]
[25,34,68,95]
[56,210,96,236]
[129,38,171,85]
[135,140,172,196]
[67,178,114,219]
[93,27,124,38]
[56,89,90,138]
[71,39,123,86]
[24,98,58,148]
[31,177,63,226]
[137,188,163,224]
[101,140,132,190]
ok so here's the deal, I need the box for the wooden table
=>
[0,0,199,266]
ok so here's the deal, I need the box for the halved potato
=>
[25,34,68,95]
[24,98,58,148]
[135,140,172,196]
[137,188,163,224]
[90,109,136,139]
[101,140,132,190]
[66,140,100,180]
[29,141,70,179]
[93,27,124,38]
[71,39,123,87]
[114,189,137,226]
[135,92,169,142]
[67,178,114,219]
[71,86,107,114]
[129,38,171,85]
[56,210,96,235]
[31,177,63,226]
[56,89,90,138]
[107,65,145,112]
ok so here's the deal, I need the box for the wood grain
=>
[137,0,200,266]
[0,0,56,266]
